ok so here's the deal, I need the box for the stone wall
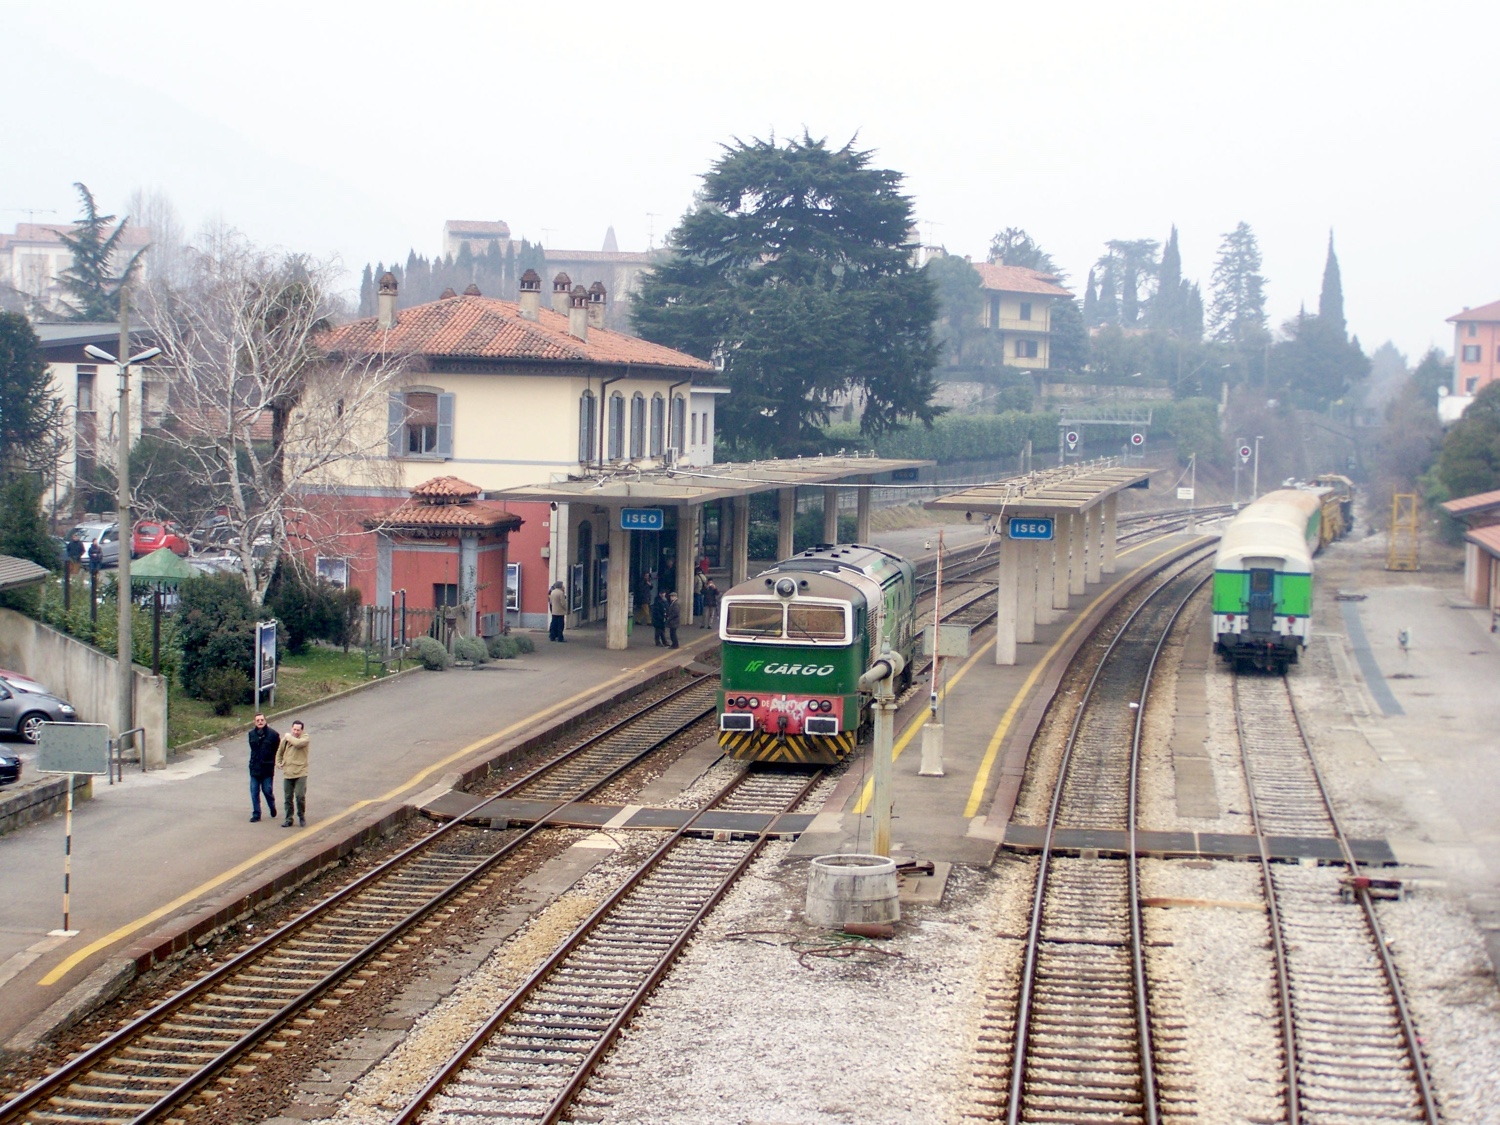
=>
[0,609,168,766]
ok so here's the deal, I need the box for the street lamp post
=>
[1252,434,1264,501]
[84,290,161,756]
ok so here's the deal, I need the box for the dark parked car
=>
[0,751,19,785]
[0,676,77,743]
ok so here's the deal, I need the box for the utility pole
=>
[859,646,905,857]
[115,291,134,747]
[1252,434,1263,500]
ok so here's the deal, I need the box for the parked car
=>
[133,520,190,558]
[190,515,233,551]
[0,668,49,695]
[0,751,19,786]
[69,521,120,568]
[0,676,77,743]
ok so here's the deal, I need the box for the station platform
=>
[0,621,719,1052]
[789,529,1215,868]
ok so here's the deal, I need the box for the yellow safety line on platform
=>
[38,636,713,988]
[962,536,1206,817]
[849,533,1197,819]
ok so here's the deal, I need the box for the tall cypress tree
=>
[358,264,375,317]
[1154,226,1182,332]
[57,182,146,321]
[1318,231,1345,339]
[1082,268,1099,326]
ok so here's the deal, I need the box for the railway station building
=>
[927,463,1152,664]
[1440,488,1500,623]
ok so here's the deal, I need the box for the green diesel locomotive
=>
[717,544,918,765]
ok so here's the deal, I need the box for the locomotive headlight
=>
[774,577,797,598]
[735,696,747,708]
[748,697,759,709]
[819,700,833,712]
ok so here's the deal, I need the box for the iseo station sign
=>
[620,508,665,531]
[1007,517,1054,541]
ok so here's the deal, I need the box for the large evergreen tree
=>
[1318,231,1345,338]
[1153,226,1183,332]
[57,183,146,321]
[1207,221,1268,346]
[986,227,1060,275]
[1436,381,1500,499]
[1048,297,1089,374]
[0,313,64,472]
[633,133,940,454]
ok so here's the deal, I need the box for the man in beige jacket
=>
[276,720,310,827]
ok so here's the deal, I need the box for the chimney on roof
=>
[552,272,572,315]
[518,269,542,320]
[463,283,482,296]
[439,287,457,299]
[378,272,399,330]
[587,281,607,329]
[568,285,589,340]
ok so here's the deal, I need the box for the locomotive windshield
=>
[726,602,785,638]
[787,605,847,641]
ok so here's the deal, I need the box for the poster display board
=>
[255,620,278,696]
[505,563,521,612]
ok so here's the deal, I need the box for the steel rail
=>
[1236,673,1440,1125]
[394,766,823,1125]
[0,676,717,1125]
[1005,547,1216,1125]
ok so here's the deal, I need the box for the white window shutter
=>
[437,393,455,458]
[387,393,405,456]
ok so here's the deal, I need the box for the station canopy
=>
[926,459,1151,516]
[486,455,933,507]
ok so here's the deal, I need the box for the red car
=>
[132,520,190,558]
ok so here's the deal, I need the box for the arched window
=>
[578,391,596,464]
[607,392,625,461]
[649,394,665,457]
[629,393,645,458]
[670,395,687,456]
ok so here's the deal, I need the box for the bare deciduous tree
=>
[141,234,404,603]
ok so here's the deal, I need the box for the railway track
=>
[0,677,719,1125]
[966,549,1214,1124]
[1233,672,1439,1124]
[393,766,822,1124]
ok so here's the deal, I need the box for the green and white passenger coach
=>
[717,544,917,764]
[1212,486,1347,673]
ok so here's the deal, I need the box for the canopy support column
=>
[822,486,839,544]
[855,478,872,542]
[1053,513,1072,610]
[1069,508,1086,596]
[1016,538,1037,644]
[996,537,1019,665]
[607,517,630,650]
[1085,503,1102,585]
[677,503,698,625]
[777,488,796,560]
[1103,494,1119,574]
[731,494,750,588]
[1035,533,1057,625]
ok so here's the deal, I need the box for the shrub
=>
[266,564,365,654]
[200,667,251,716]
[413,635,450,670]
[510,634,535,654]
[454,636,489,664]
[177,572,259,700]
[486,635,519,659]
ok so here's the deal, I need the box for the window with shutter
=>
[630,394,645,458]
[650,394,665,456]
[387,393,405,457]
[578,391,596,463]
[671,395,686,452]
[404,392,439,454]
[608,393,625,460]
[437,392,455,458]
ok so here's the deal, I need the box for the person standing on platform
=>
[665,590,682,649]
[548,581,568,642]
[693,567,706,619]
[651,589,669,646]
[247,713,279,822]
[277,720,310,827]
[702,578,720,629]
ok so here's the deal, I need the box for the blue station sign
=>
[620,507,665,531]
[1008,517,1055,541]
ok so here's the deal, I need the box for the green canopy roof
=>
[130,547,196,585]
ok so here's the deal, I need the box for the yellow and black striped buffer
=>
[718,730,857,765]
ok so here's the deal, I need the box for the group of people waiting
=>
[545,557,723,648]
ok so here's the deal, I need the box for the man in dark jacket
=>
[651,590,668,646]
[247,713,279,822]
[665,590,682,649]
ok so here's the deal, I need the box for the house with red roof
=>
[303,271,723,634]
[1448,299,1500,398]
[1440,488,1500,620]
[971,263,1073,369]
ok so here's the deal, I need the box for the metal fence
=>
[361,603,464,658]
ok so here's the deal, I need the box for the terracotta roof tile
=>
[369,498,522,531]
[1441,488,1500,516]
[1465,523,1500,556]
[411,476,482,499]
[1447,299,1500,324]
[319,295,713,373]
[972,263,1073,298]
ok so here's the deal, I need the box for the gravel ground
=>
[573,841,993,1125]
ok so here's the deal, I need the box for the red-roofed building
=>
[302,274,726,633]
[1440,488,1500,620]
[1448,299,1500,397]
[971,263,1073,370]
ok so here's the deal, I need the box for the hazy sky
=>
[5,2,1493,359]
